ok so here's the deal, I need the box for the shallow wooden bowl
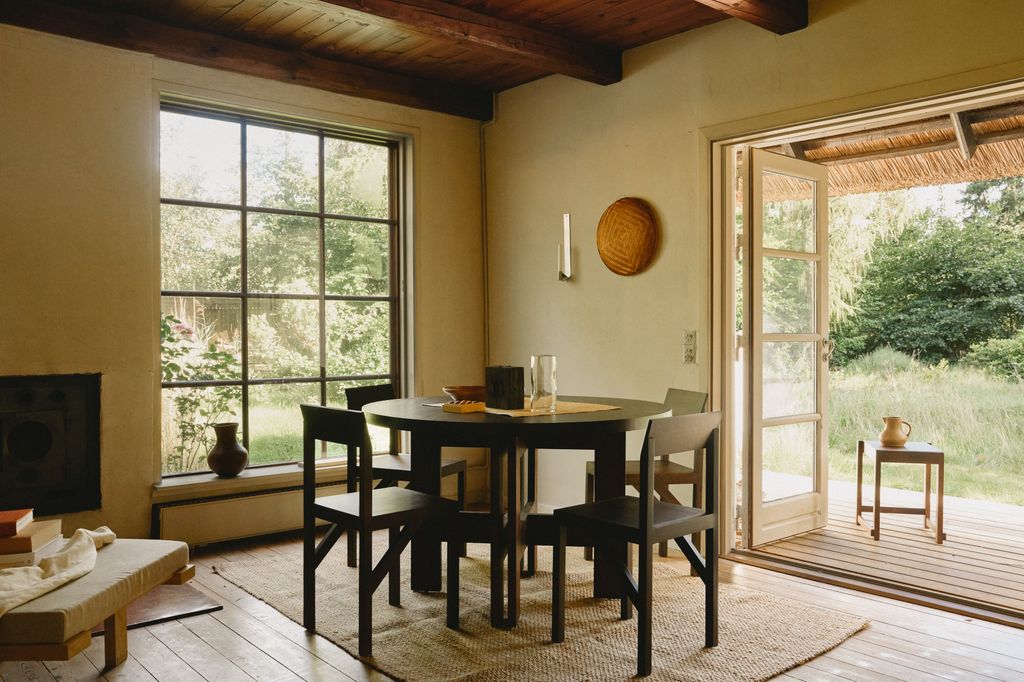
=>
[442,385,487,403]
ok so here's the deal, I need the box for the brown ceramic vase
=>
[207,422,248,477]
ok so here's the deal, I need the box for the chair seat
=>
[585,459,695,484]
[315,486,454,530]
[371,453,467,478]
[555,496,712,544]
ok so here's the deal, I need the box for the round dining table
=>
[363,395,670,627]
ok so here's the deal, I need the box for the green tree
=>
[832,211,1024,365]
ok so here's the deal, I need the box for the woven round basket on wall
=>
[596,197,659,276]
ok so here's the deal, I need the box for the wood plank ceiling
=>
[0,0,808,119]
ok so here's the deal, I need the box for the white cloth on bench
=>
[0,527,116,618]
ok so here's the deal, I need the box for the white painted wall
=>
[0,25,486,537]
[484,0,1024,510]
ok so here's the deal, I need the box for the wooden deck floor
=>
[752,479,1024,619]
[6,531,1024,680]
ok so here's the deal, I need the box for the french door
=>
[745,149,831,547]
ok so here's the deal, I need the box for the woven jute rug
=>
[214,540,866,681]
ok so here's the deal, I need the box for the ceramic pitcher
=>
[879,416,912,447]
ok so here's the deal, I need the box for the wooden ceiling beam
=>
[950,111,977,162]
[0,1,494,120]
[691,0,807,35]
[316,0,621,85]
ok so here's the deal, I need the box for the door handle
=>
[822,338,836,362]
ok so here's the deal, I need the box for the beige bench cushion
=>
[0,539,188,644]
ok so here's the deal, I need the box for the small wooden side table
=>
[856,440,946,544]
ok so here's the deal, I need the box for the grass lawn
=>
[767,356,1024,505]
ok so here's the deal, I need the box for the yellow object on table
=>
[442,401,485,413]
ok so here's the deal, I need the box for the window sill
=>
[153,462,346,504]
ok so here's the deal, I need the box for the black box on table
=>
[485,366,524,409]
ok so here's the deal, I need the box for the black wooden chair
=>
[584,388,708,560]
[345,383,468,564]
[552,411,720,677]
[301,404,461,658]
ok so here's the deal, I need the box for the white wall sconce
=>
[558,212,572,281]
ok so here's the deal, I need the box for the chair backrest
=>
[345,384,399,455]
[639,412,721,533]
[301,403,375,518]
[663,388,708,416]
[659,388,708,462]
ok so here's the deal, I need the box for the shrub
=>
[964,330,1024,380]
[843,347,918,377]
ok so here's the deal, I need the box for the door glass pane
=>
[248,383,319,465]
[762,421,816,502]
[763,342,815,418]
[248,214,319,294]
[762,172,815,252]
[248,299,319,379]
[763,257,815,333]
[247,125,319,211]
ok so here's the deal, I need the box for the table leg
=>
[855,441,864,525]
[937,460,945,544]
[490,445,505,627]
[924,463,932,529]
[506,439,523,627]
[873,457,882,541]
[410,434,442,592]
[594,432,627,598]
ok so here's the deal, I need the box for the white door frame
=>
[708,77,1024,557]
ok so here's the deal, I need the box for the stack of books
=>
[0,509,63,568]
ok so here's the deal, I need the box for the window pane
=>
[325,138,389,218]
[327,380,391,453]
[248,299,320,379]
[160,111,240,204]
[762,172,815,252]
[161,296,242,382]
[763,257,815,334]
[161,206,241,292]
[763,342,816,419]
[248,214,319,294]
[326,220,389,296]
[247,125,319,211]
[248,383,319,465]
[161,385,242,474]
[762,421,816,502]
[326,302,390,376]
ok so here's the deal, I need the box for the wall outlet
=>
[682,330,697,364]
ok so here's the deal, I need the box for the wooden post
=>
[103,607,128,669]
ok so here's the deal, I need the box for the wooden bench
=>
[0,539,193,669]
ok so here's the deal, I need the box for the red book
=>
[0,509,33,537]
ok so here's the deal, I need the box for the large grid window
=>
[159,105,400,475]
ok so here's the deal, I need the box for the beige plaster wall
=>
[0,25,484,537]
[483,0,1024,510]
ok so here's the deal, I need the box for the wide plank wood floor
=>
[5,532,1024,681]
[752,479,1024,619]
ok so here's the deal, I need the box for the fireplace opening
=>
[0,374,101,515]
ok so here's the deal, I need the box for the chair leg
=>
[638,541,653,677]
[303,514,316,631]
[447,526,460,630]
[358,529,373,658]
[347,527,358,568]
[389,526,401,607]
[552,525,566,643]
[457,470,468,557]
[705,524,719,648]
[583,472,595,561]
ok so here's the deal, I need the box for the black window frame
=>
[159,102,402,476]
